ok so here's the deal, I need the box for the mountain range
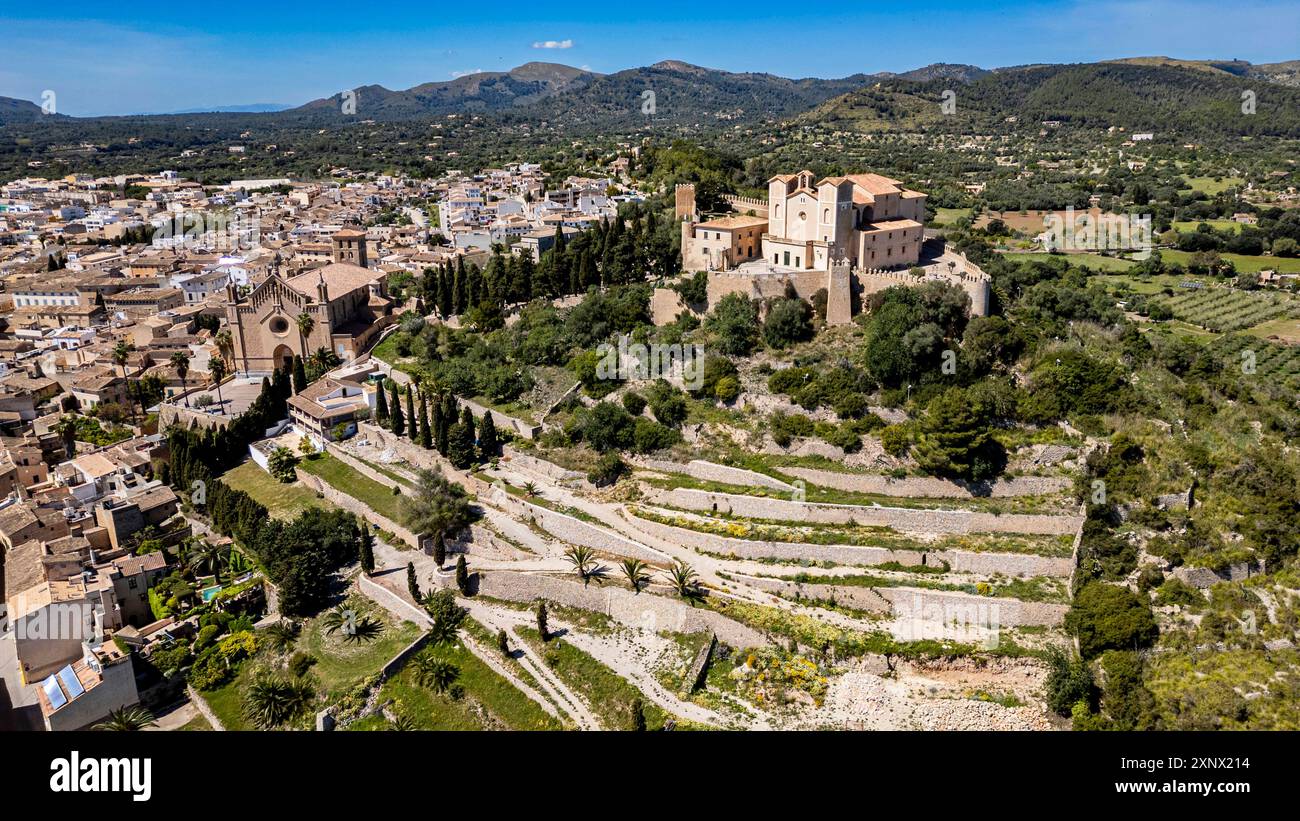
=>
[2,56,1298,136]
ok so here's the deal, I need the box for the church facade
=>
[225,230,394,376]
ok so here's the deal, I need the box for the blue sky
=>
[2,0,1297,116]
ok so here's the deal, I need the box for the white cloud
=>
[532,39,574,49]
[450,69,485,78]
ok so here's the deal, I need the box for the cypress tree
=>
[419,394,433,449]
[631,697,646,731]
[460,406,475,443]
[497,628,509,656]
[405,388,417,441]
[406,562,420,602]
[358,520,375,576]
[292,355,307,394]
[438,263,453,317]
[389,384,404,436]
[537,602,549,642]
[375,380,390,422]
[433,532,447,567]
[478,412,499,458]
[455,555,469,594]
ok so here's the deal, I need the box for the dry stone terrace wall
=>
[487,487,667,563]
[474,570,770,649]
[633,458,796,492]
[781,467,1071,499]
[738,574,1068,628]
[295,467,422,549]
[503,449,587,485]
[624,511,1074,578]
[646,487,1084,536]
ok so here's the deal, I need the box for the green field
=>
[300,599,423,699]
[297,453,406,522]
[1179,176,1245,195]
[220,459,328,520]
[1171,219,1244,234]
[1002,252,1135,271]
[932,207,973,227]
[200,596,421,729]
[1158,249,1300,274]
[373,636,562,730]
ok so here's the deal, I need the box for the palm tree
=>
[54,415,77,459]
[563,544,599,584]
[295,312,316,360]
[214,328,233,365]
[93,705,156,731]
[169,350,191,407]
[111,341,136,424]
[186,541,229,582]
[521,481,541,498]
[208,356,228,413]
[242,675,315,729]
[389,712,418,731]
[664,559,701,601]
[619,558,650,593]
[410,656,459,694]
[321,606,383,644]
[264,619,300,652]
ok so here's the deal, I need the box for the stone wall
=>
[651,287,690,326]
[737,574,1067,628]
[624,511,1073,578]
[486,486,666,563]
[459,397,541,440]
[295,467,422,549]
[646,487,1085,536]
[781,467,1071,499]
[633,458,795,492]
[474,570,770,649]
[1172,561,1267,590]
[503,448,587,486]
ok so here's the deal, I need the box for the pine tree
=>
[478,412,499,458]
[455,555,469,594]
[418,394,433,449]
[406,561,420,602]
[405,388,417,440]
[536,602,549,642]
[389,384,405,436]
[292,355,307,394]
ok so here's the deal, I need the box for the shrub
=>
[288,652,318,678]
[1064,582,1159,660]
[621,391,647,416]
[587,452,627,487]
[714,375,741,404]
[879,424,911,457]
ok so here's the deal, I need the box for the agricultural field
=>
[1149,287,1300,333]
[1178,176,1245,195]
[1208,334,1300,389]
[1171,219,1244,233]
[1157,249,1300,274]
